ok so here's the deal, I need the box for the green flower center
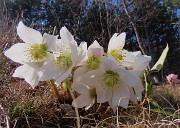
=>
[85,55,101,70]
[55,49,72,71]
[89,88,96,99]
[28,43,47,62]
[109,49,125,65]
[103,70,120,89]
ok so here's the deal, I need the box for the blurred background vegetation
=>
[0,0,179,81]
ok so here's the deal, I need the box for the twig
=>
[122,0,146,55]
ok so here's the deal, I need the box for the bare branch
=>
[122,0,146,54]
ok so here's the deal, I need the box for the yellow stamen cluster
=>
[56,49,72,71]
[28,43,47,62]
[109,49,125,65]
[103,70,120,90]
[85,55,101,70]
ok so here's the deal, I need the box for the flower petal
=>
[133,84,144,101]
[4,43,29,64]
[108,32,126,51]
[73,66,87,81]
[72,83,89,95]
[79,70,104,87]
[39,62,63,81]
[87,40,104,57]
[75,42,88,66]
[42,33,58,51]
[118,68,141,87]
[69,43,78,65]
[128,87,138,104]
[96,83,112,103]
[55,66,73,85]
[13,64,39,88]
[72,94,91,108]
[109,83,130,112]
[133,55,151,71]
[102,59,119,71]
[60,26,77,45]
[17,21,42,44]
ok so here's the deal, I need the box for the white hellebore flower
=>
[72,40,106,87]
[108,32,134,66]
[77,59,142,112]
[40,27,78,85]
[124,51,151,101]
[4,21,57,88]
[107,32,151,102]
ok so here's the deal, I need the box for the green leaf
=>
[151,44,169,71]
[144,70,153,96]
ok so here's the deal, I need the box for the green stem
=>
[48,80,62,101]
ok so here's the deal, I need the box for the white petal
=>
[60,26,77,45]
[13,64,39,88]
[17,21,42,44]
[133,55,151,71]
[128,87,138,104]
[69,43,78,65]
[79,41,87,51]
[123,50,135,64]
[96,84,112,103]
[4,43,29,64]
[132,51,142,57]
[45,52,55,62]
[107,53,117,64]
[129,70,143,78]
[102,59,119,71]
[87,40,104,57]
[72,66,89,94]
[109,83,130,112]
[133,84,144,101]
[118,68,141,87]
[72,83,89,95]
[39,62,63,81]
[75,42,87,66]
[79,70,104,87]
[73,66,87,81]
[42,33,58,51]
[108,32,126,51]
[72,94,91,108]
[55,66,73,85]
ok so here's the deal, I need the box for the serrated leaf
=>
[151,44,169,71]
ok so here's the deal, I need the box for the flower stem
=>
[67,85,81,128]
[48,80,62,101]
